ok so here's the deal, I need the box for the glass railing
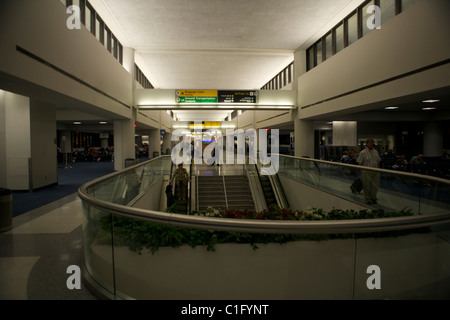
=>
[78,155,450,300]
[278,155,450,215]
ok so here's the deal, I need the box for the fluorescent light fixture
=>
[99,121,108,124]
[385,106,399,110]
[137,104,294,110]
[422,107,437,111]
[73,121,81,125]
[422,100,440,103]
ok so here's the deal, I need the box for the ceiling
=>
[96,0,364,89]
[88,0,366,122]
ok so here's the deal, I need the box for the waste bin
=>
[0,188,12,233]
[153,151,160,158]
[125,158,137,168]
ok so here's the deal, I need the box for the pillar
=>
[148,129,161,158]
[162,131,172,155]
[423,122,443,157]
[60,130,72,168]
[332,121,357,147]
[100,137,109,149]
[294,114,314,158]
[113,46,137,170]
[0,90,57,190]
[114,118,136,171]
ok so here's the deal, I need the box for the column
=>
[423,122,443,157]
[113,46,137,170]
[332,121,357,146]
[29,99,57,189]
[114,118,136,171]
[100,137,109,149]
[60,130,72,168]
[0,90,57,190]
[294,111,314,158]
[292,49,313,158]
[148,129,161,158]
[162,131,172,155]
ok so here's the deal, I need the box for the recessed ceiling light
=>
[73,121,81,125]
[99,121,107,124]
[422,107,437,111]
[385,106,399,110]
[422,100,440,103]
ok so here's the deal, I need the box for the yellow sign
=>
[176,90,218,97]
[189,123,204,129]
[188,122,221,129]
[204,121,221,127]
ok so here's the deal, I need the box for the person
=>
[410,153,425,173]
[357,138,381,205]
[348,150,358,165]
[165,184,175,209]
[441,149,450,161]
[340,151,350,163]
[392,155,407,171]
[170,163,190,200]
[135,144,139,159]
[410,153,424,165]
[399,154,408,166]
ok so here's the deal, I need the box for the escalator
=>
[254,164,290,209]
[258,175,277,208]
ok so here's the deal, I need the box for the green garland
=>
[97,205,427,255]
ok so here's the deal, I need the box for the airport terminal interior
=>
[0,0,449,300]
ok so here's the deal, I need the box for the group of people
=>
[58,146,114,163]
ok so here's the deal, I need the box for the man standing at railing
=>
[357,139,381,205]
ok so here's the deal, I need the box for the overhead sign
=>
[188,122,221,129]
[176,90,258,104]
[176,90,218,103]
[218,91,258,103]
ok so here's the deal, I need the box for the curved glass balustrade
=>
[78,155,450,300]
[278,156,450,215]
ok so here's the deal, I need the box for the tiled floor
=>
[0,193,98,300]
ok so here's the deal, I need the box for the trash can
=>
[125,158,137,168]
[153,151,160,158]
[0,188,12,233]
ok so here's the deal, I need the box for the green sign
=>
[177,96,218,103]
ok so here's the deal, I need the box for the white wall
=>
[298,0,450,119]
[0,0,133,119]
